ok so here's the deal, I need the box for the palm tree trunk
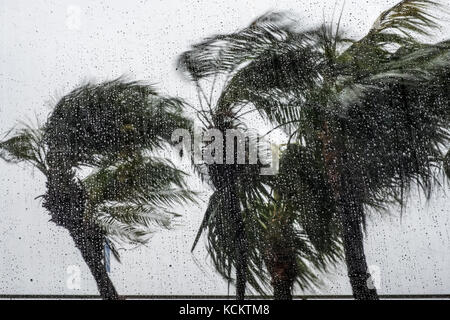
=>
[44,151,119,300]
[321,124,379,300]
[265,235,296,300]
[337,192,378,300]
[209,109,249,300]
[213,114,248,300]
[69,221,119,300]
[333,160,379,300]
[273,279,293,300]
[226,184,247,300]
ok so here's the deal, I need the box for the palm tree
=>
[178,50,342,300]
[239,143,342,300]
[173,1,450,299]
[263,143,342,299]
[174,59,259,298]
[233,193,340,300]
[0,79,194,299]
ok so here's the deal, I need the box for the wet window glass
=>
[0,0,449,302]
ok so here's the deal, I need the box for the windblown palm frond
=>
[84,154,195,245]
[0,124,47,174]
[43,78,195,223]
[178,12,301,80]
[338,39,450,207]
[181,3,450,209]
[370,0,441,38]
[45,78,191,168]
[178,12,350,132]
[339,0,443,76]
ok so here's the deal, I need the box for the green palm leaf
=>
[0,124,47,174]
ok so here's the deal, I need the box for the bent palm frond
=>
[0,124,47,174]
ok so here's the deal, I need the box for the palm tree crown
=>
[0,79,195,299]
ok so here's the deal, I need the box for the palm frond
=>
[84,156,194,206]
[178,12,301,80]
[178,12,354,130]
[45,78,192,167]
[195,189,271,294]
[83,153,195,245]
[338,0,443,76]
[370,0,441,38]
[97,211,151,246]
[0,124,47,174]
[336,39,450,207]
[96,202,180,245]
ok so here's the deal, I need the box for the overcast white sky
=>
[1,0,449,296]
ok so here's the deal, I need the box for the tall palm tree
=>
[178,49,341,300]
[264,143,342,299]
[239,143,342,300]
[175,59,260,298]
[0,79,194,299]
[173,1,450,299]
